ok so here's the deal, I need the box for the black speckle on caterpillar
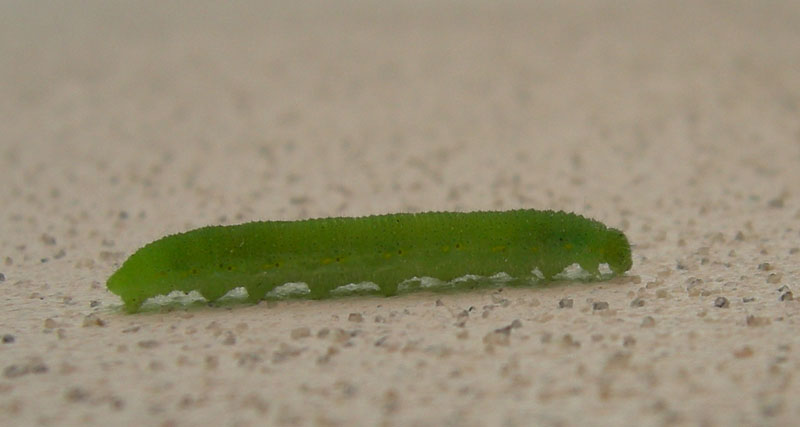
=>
[107,209,632,313]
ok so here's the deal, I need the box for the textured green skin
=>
[107,209,632,313]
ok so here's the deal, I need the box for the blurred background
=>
[1,1,799,425]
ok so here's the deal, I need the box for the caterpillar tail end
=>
[107,268,145,314]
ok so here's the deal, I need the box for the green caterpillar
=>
[107,209,632,313]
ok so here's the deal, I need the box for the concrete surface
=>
[1,1,799,425]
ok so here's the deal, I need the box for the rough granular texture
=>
[1,1,799,425]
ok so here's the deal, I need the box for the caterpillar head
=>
[602,228,632,275]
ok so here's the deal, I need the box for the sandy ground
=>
[2,0,800,425]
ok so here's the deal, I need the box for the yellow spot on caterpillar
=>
[491,245,506,252]
[564,243,573,250]
[441,245,450,252]
[322,258,334,265]
[530,246,539,253]
[383,253,392,260]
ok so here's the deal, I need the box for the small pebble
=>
[455,310,469,327]
[138,340,160,349]
[592,301,609,311]
[560,334,580,348]
[780,291,793,301]
[4,365,28,378]
[64,387,90,402]
[348,313,364,323]
[767,273,782,284]
[686,277,703,296]
[558,298,573,308]
[645,281,661,289]
[290,327,311,339]
[222,331,236,345]
[0,273,5,282]
[82,314,106,327]
[630,297,645,307]
[483,325,512,346]
[641,316,656,328]
[746,315,770,327]
[2,334,14,343]
[733,346,754,358]
[329,328,351,343]
[758,263,773,271]
[714,297,729,308]
[29,361,48,374]
[483,332,509,347]
[768,198,784,208]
